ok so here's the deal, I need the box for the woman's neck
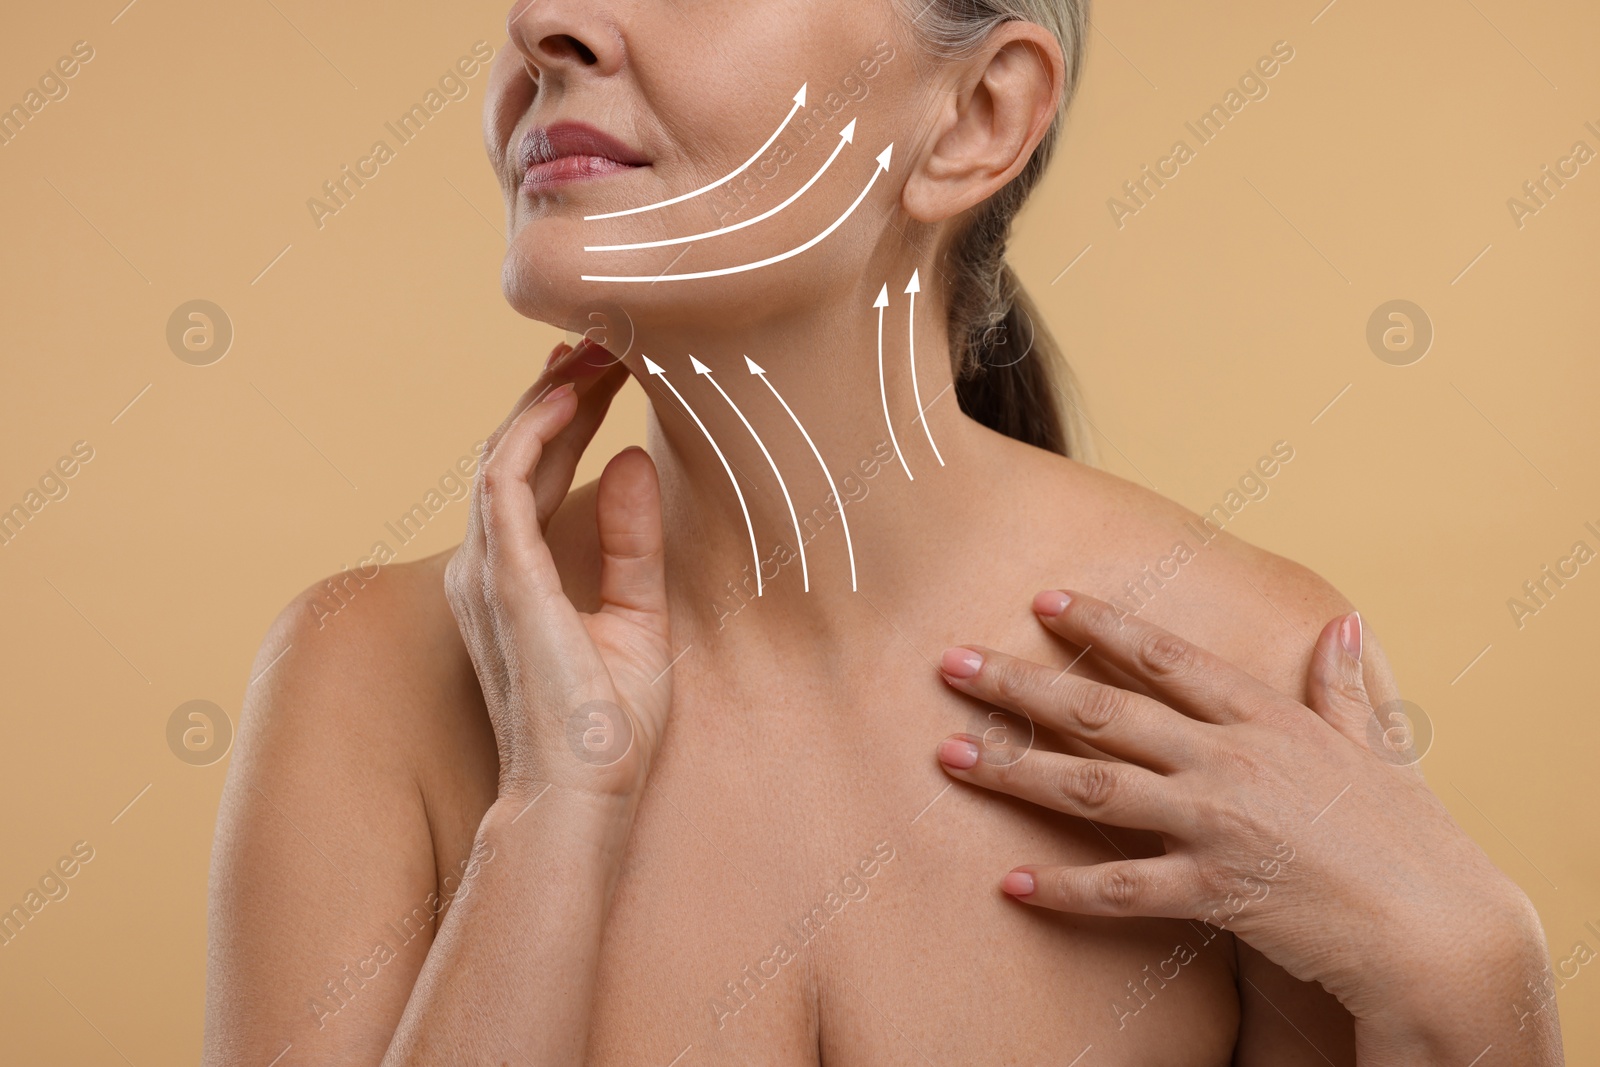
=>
[610,269,1015,652]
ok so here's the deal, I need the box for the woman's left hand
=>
[934,590,1559,1064]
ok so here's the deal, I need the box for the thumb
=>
[1305,611,1372,746]
[595,447,669,643]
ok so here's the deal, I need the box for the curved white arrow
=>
[905,269,944,466]
[584,84,808,222]
[644,356,763,596]
[585,119,858,252]
[875,283,913,481]
[582,144,894,283]
[694,357,808,593]
[748,356,856,592]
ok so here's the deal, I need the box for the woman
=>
[204,0,1563,1063]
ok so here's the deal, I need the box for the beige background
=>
[2,0,1596,1061]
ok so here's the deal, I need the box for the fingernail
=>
[1033,590,1071,616]
[939,647,984,679]
[549,337,596,371]
[565,341,616,379]
[937,736,979,770]
[1002,870,1035,897]
[541,382,576,405]
[544,342,573,370]
[1340,612,1363,662]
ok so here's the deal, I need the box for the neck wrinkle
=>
[608,282,997,652]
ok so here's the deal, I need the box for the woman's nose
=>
[506,0,624,80]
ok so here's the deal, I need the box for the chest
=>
[574,665,1242,1066]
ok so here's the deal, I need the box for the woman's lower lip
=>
[522,155,642,190]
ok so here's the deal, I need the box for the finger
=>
[463,342,570,556]
[1305,612,1371,746]
[478,385,619,698]
[483,347,579,460]
[487,343,575,454]
[478,384,580,593]
[472,339,624,536]
[533,348,630,527]
[937,736,1189,834]
[481,337,613,461]
[938,646,1210,770]
[1002,857,1197,919]
[595,446,668,638]
[1032,590,1277,724]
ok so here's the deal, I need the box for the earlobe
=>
[900,27,1064,224]
[899,92,965,223]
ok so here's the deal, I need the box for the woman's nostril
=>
[541,34,599,65]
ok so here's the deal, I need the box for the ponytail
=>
[954,267,1088,458]
[905,0,1094,463]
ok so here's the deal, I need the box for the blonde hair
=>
[900,0,1094,461]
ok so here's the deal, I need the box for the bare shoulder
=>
[1024,453,1377,1062]
[1026,448,1393,703]
[223,550,498,882]
[228,473,605,834]
[205,552,498,1062]
[248,551,486,750]
[256,550,471,715]
[229,472,608,812]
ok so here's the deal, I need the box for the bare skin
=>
[204,1,1561,1063]
[204,358,1555,1065]
[210,399,1368,1066]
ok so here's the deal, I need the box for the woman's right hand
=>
[445,340,673,805]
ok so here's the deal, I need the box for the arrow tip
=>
[840,118,857,142]
[690,355,712,375]
[745,355,766,376]
[795,83,808,106]
[877,143,894,171]
[643,356,664,376]
[874,283,889,308]
[905,269,921,295]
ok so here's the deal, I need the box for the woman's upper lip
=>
[519,122,649,171]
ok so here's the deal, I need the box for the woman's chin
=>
[497,223,825,349]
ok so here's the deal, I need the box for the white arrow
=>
[905,270,944,466]
[875,283,913,481]
[644,356,763,596]
[585,84,808,222]
[748,356,856,591]
[582,144,894,283]
[694,357,808,593]
[585,119,859,252]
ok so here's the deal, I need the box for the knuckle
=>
[989,658,1037,706]
[1139,631,1195,676]
[480,439,537,501]
[1098,865,1143,911]
[479,460,511,501]
[1057,759,1119,811]
[1076,595,1118,633]
[1193,862,1231,910]
[1331,677,1369,708]
[1203,792,1258,842]
[1052,867,1079,905]
[1074,683,1126,732]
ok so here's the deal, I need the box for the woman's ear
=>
[901,24,1064,223]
